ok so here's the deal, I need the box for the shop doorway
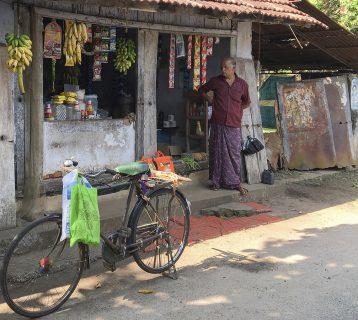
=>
[155,33,231,159]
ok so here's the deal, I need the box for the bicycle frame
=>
[84,172,174,266]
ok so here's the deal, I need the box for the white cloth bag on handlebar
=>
[61,170,91,241]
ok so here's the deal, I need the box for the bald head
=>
[221,57,236,67]
[221,57,236,79]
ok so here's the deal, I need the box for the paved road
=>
[2,197,358,319]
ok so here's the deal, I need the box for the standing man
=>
[198,57,250,195]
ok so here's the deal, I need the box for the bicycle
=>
[0,160,191,318]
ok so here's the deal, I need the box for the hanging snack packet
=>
[187,35,193,69]
[169,34,176,88]
[193,35,201,91]
[176,34,185,58]
[207,37,214,56]
[201,36,207,85]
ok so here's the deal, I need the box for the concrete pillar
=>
[136,29,158,158]
[231,22,267,184]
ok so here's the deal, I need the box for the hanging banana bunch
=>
[63,20,88,66]
[5,33,33,94]
[114,37,136,74]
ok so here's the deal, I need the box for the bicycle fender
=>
[126,186,191,229]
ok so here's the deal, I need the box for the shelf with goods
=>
[41,17,137,123]
[185,92,209,154]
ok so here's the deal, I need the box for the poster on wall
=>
[44,20,62,59]
[352,78,358,110]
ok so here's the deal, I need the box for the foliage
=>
[309,0,358,32]
[181,155,201,171]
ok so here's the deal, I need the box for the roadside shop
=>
[0,0,322,225]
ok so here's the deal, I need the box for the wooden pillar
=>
[231,22,267,184]
[0,47,16,229]
[22,8,44,219]
[136,29,158,159]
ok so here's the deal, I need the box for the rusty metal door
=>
[277,80,336,170]
[323,76,355,167]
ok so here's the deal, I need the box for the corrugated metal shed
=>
[252,0,358,71]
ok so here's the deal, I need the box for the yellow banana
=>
[24,40,32,48]
[76,43,81,57]
[67,24,73,38]
[71,35,76,50]
[22,55,30,67]
[68,43,73,56]
[8,48,15,57]
[11,59,18,68]
[82,24,88,43]
[22,47,33,57]
[73,23,78,38]
[6,59,13,69]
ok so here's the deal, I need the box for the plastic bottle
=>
[86,100,93,118]
[44,103,54,121]
[74,101,81,120]
[196,121,202,136]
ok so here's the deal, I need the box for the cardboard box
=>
[169,145,182,156]
[157,143,170,155]
[157,144,182,157]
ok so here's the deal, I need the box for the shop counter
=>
[43,119,135,176]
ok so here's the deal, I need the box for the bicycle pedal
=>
[103,260,116,272]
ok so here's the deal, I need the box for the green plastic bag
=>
[69,176,100,247]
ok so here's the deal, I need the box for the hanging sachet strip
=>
[187,35,193,70]
[207,37,214,56]
[193,34,201,91]
[169,34,176,89]
[201,36,207,85]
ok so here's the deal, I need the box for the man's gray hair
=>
[221,57,236,67]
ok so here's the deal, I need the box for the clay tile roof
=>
[133,0,325,27]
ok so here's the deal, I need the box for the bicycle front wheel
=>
[130,188,190,274]
[0,215,85,318]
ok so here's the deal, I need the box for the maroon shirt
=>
[198,74,251,128]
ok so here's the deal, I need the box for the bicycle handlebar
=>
[62,159,119,180]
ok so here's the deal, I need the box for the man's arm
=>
[198,79,214,103]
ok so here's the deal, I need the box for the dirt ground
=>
[262,168,358,218]
[2,168,358,320]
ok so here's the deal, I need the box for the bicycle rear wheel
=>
[0,215,85,318]
[130,188,190,274]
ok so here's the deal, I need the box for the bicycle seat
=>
[115,161,150,176]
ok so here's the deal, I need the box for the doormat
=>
[187,214,284,245]
[201,201,273,218]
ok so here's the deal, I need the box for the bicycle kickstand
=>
[162,241,178,280]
